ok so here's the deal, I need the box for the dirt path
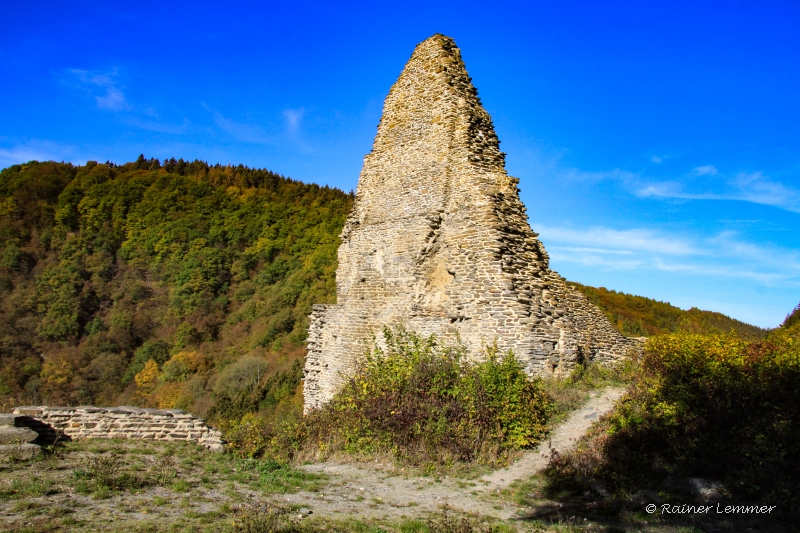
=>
[285,386,626,521]
[478,387,626,492]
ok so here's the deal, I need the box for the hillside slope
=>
[780,302,800,335]
[568,282,767,339]
[0,158,770,429]
[0,158,352,428]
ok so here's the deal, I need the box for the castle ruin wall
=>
[304,35,642,412]
[12,406,225,451]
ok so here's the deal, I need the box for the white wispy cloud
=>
[650,258,794,286]
[535,223,800,288]
[553,167,639,185]
[537,225,697,256]
[0,139,77,168]
[283,108,304,136]
[96,86,127,111]
[707,231,800,272]
[636,180,686,198]
[547,249,646,271]
[650,154,676,164]
[551,246,634,255]
[216,118,269,143]
[693,165,718,176]
[637,170,800,212]
[730,171,800,210]
[63,69,192,135]
[67,69,131,111]
[282,107,313,153]
[203,103,272,144]
[0,146,56,167]
[514,140,800,213]
[201,104,313,151]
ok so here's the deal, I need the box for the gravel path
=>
[287,386,626,520]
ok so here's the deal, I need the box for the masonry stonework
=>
[303,34,641,411]
[12,406,224,451]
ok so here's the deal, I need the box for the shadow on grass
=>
[511,478,796,533]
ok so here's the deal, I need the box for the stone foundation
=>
[12,406,225,451]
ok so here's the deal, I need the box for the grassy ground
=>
[0,363,637,533]
[8,361,783,532]
[0,439,530,533]
[0,438,326,533]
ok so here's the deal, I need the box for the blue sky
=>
[1,1,798,327]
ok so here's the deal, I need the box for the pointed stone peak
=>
[367,34,505,171]
[407,33,464,68]
[349,35,510,227]
[303,36,642,412]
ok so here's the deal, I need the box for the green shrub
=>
[544,330,800,509]
[123,340,171,384]
[302,326,550,466]
[72,454,146,493]
[231,503,299,533]
[544,359,634,418]
[209,359,304,432]
[214,356,270,398]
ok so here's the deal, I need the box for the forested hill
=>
[0,158,352,426]
[0,158,770,430]
[568,282,767,339]
[781,303,800,334]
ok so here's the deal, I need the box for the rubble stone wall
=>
[12,406,224,451]
[303,34,643,412]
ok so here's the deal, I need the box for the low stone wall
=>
[12,406,225,451]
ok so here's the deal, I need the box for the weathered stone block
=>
[0,414,21,427]
[12,407,43,416]
[0,427,39,444]
[0,443,41,461]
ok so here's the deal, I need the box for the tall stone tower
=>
[304,34,639,411]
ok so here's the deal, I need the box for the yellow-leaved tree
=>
[134,359,159,398]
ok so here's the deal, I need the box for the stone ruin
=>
[1,405,224,459]
[303,34,642,412]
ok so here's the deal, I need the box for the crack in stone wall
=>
[304,34,642,412]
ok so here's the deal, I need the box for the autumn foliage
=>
[569,282,767,338]
[545,326,800,510]
[0,156,782,457]
[0,157,351,430]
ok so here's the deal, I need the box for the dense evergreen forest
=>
[0,158,768,431]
